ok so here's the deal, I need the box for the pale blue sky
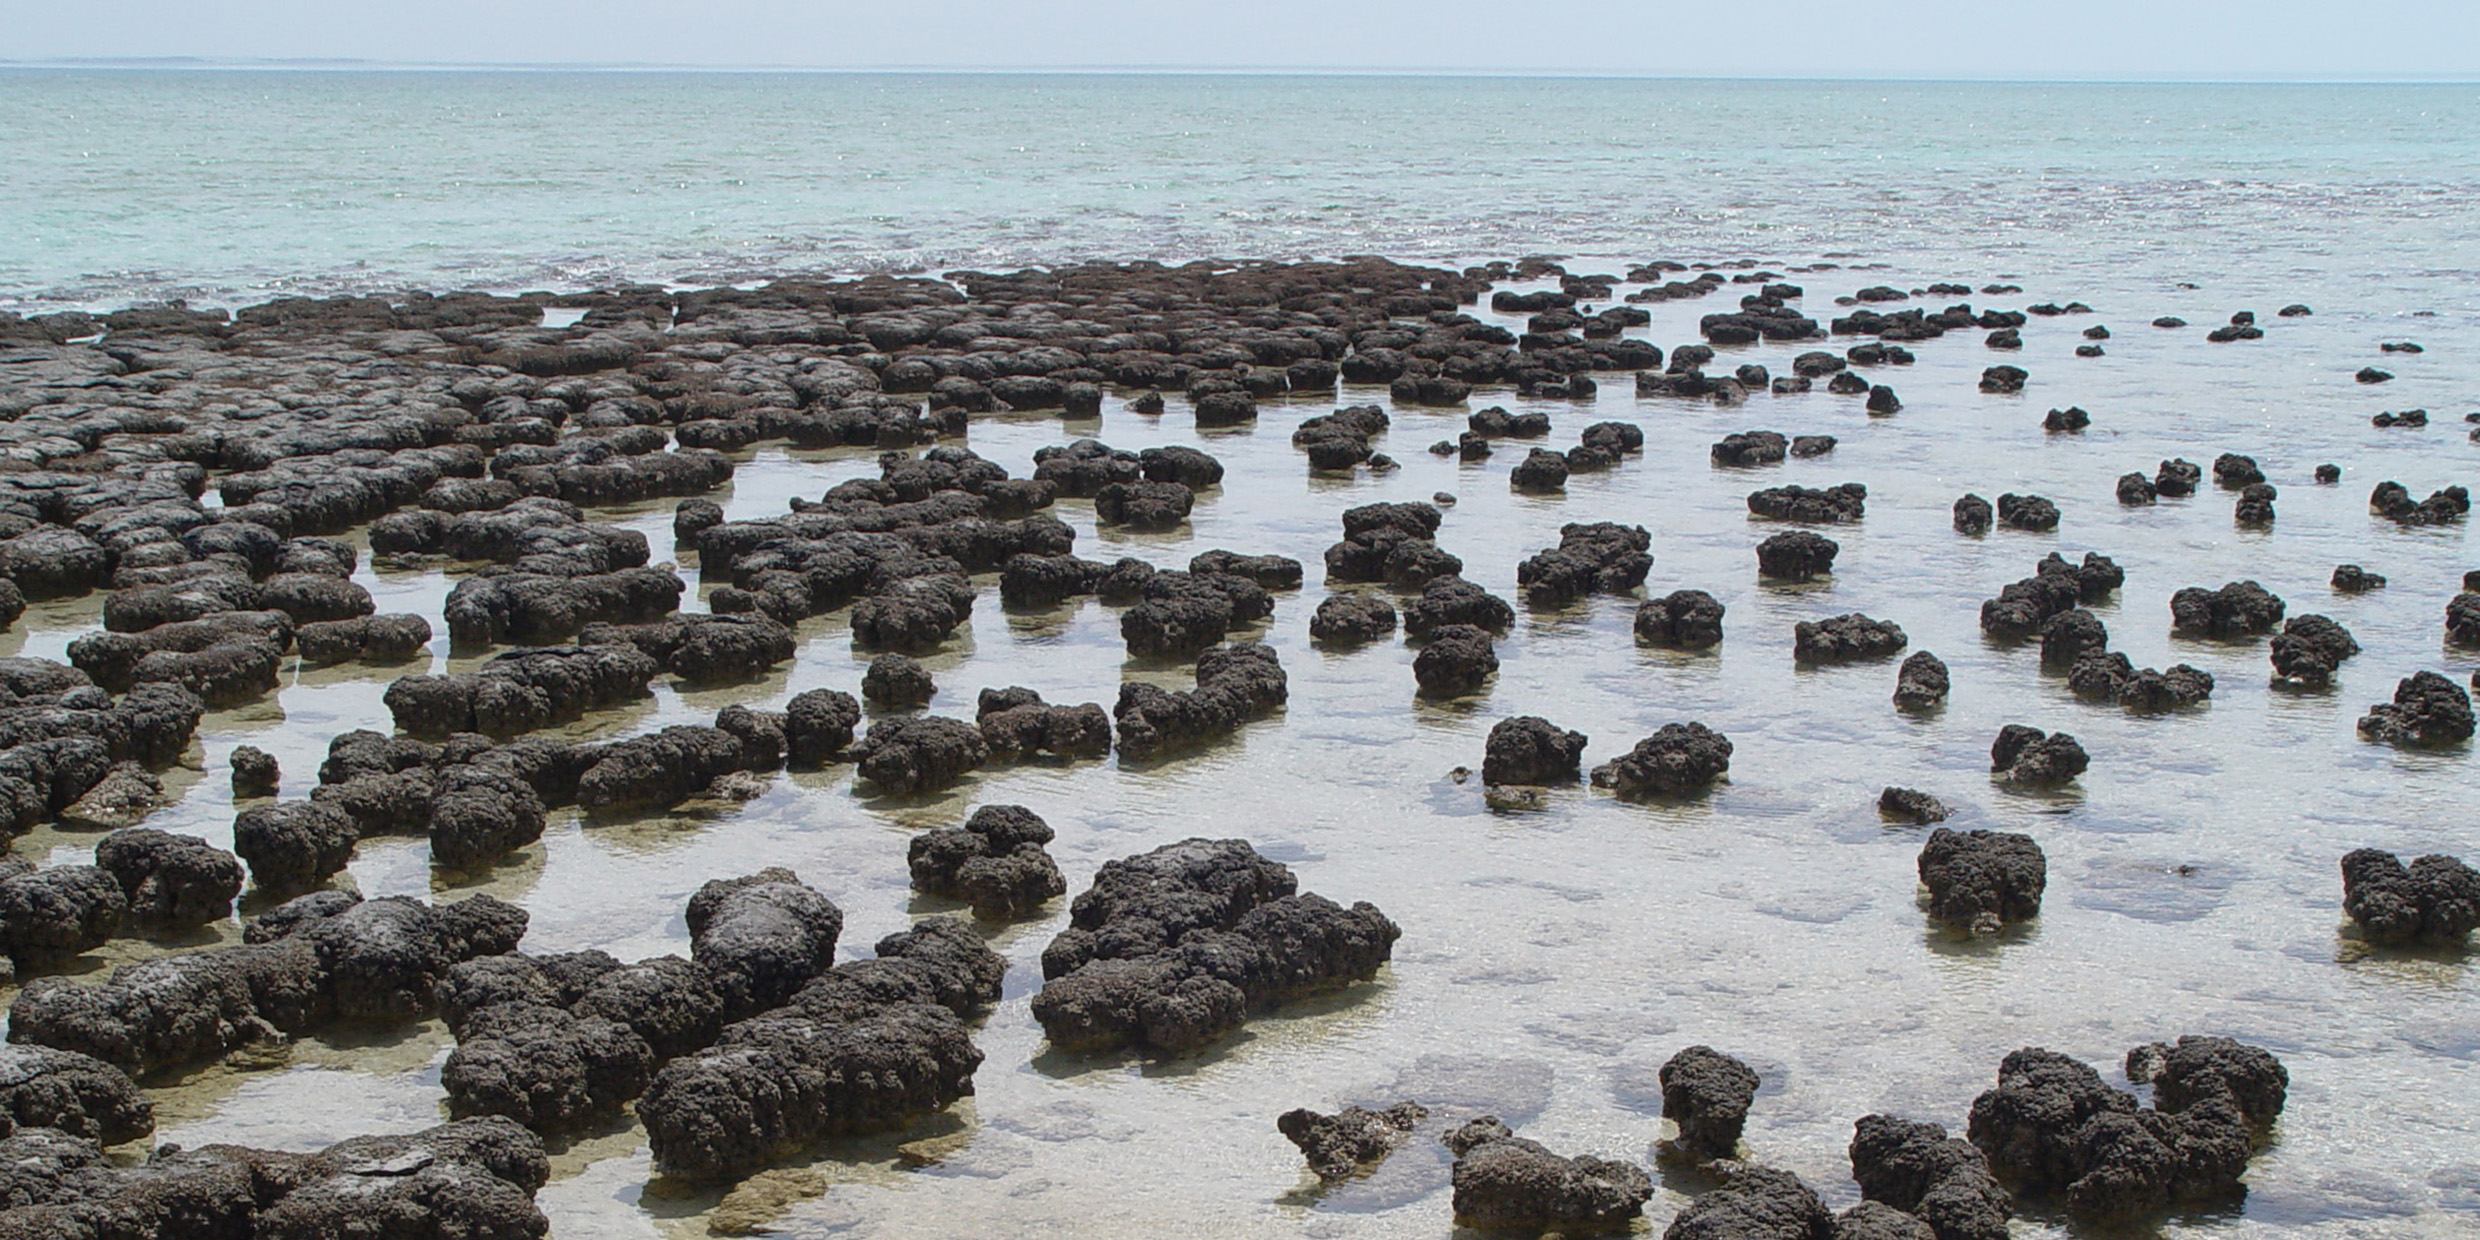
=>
[2,0,2476,79]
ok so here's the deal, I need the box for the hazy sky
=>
[3,0,2477,79]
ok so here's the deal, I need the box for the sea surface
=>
[2,70,2479,1239]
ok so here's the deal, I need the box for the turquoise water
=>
[4,73,2480,310]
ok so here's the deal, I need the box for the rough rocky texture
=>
[2268,613,2360,686]
[0,866,126,975]
[850,714,988,795]
[908,804,1067,919]
[1794,614,1907,663]
[783,688,862,766]
[1592,723,1733,798]
[295,613,434,665]
[1919,829,2046,935]
[1749,482,1867,524]
[2330,564,2385,593]
[1277,1102,1428,1182]
[687,869,843,1020]
[1658,1046,1759,1162]
[975,688,1111,763]
[0,1044,152,1145]
[2066,653,2216,711]
[1893,651,1949,710]
[385,644,659,738]
[1849,1114,2011,1240]
[229,744,279,798]
[1481,716,1588,786]
[2356,671,2475,746]
[2170,580,2285,638]
[1967,1043,2281,1222]
[1309,593,1398,645]
[1990,725,2088,784]
[861,653,936,708]
[1756,530,1837,580]
[2340,848,2480,945]
[1032,838,1397,1055]
[0,1116,552,1240]
[1662,1162,1833,1240]
[1878,787,1950,825]
[1443,1116,1653,1234]
[1401,576,1515,638]
[10,893,525,1076]
[1516,523,1652,606]
[1635,589,1725,649]
[92,828,242,927]
[1952,494,1993,535]
[1414,624,1499,698]
[1114,644,1287,761]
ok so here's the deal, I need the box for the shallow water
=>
[4,251,2475,1237]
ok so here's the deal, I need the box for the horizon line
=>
[3,58,2478,85]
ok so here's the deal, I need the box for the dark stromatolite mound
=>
[1952,494,1993,535]
[0,867,125,977]
[569,711,779,812]
[1517,523,1652,606]
[1114,644,1287,761]
[0,1044,153,1145]
[385,644,659,739]
[1509,447,1570,492]
[2331,564,2385,593]
[1402,576,1515,638]
[1592,723,1732,798]
[1749,482,1867,524]
[1995,493,2058,532]
[578,613,797,683]
[1121,570,1273,659]
[1636,589,1725,649]
[975,688,1111,762]
[1756,530,1838,580]
[1878,787,1950,825]
[1414,625,1498,698]
[2370,480,2472,527]
[1849,1114,2011,1240]
[442,999,653,1133]
[2117,471,2158,505]
[2038,609,2107,667]
[2356,671,2475,746]
[2450,590,2480,647]
[1323,501,1455,587]
[1664,1162,1834,1240]
[687,869,843,1021]
[1919,829,2046,935]
[229,744,279,798]
[1481,716,1587,786]
[1278,1102,1429,1182]
[1293,405,1388,470]
[1893,651,1950,710]
[231,799,360,893]
[1443,1116,1653,1234]
[10,893,524,1077]
[1794,614,1907,663]
[2126,1035,2290,1126]
[908,804,1067,919]
[0,1116,553,1240]
[848,713,987,795]
[443,566,685,646]
[2213,453,2264,488]
[295,612,433,665]
[1968,1041,2282,1223]
[2170,580,2285,638]
[1309,593,1398,645]
[1990,725,2087,784]
[1658,1046,1759,1162]
[1032,838,1397,1056]
[2066,653,2215,711]
[862,652,936,709]
[2341,848,2480,946]
[1711,430,1790,467]
[1190,549,1303,590]
[2268,614,2359,686]
[92,828,242,927]
[783,688,861,766]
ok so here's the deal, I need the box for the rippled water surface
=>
[1,70,2478,1240]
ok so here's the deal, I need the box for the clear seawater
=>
[2,71,2479,1239]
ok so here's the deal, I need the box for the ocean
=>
[2,70,2478,1239]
